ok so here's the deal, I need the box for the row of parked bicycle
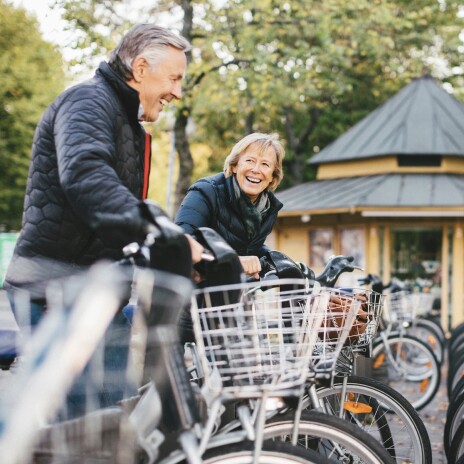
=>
[445,321,464,463]
[0,208,448,464]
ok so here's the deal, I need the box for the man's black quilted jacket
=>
[5,61,150,297]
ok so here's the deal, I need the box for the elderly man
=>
[4,24,202,417]
[5,24,202,323]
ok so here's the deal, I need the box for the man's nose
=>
[172,82,182,99]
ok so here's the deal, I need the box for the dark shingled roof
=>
[276,174,464,212]
[310,76,464,165]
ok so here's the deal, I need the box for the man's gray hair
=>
[109,24,191,81]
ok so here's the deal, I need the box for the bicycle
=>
[375,275,445,365]
[0,204,331,464]
[190,268,396,464]
[355,275,442,411]
[257,254,433,463]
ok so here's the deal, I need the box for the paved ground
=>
[419,357,449,463]
[0,289,451,461]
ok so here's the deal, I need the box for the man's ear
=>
[132,56,148,83]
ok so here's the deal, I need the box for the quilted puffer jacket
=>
[175,173,283,257]
[5,61,151,298]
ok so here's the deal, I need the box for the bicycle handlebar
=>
[315,255,364,288]
[357,273,384,293]
[253,253,363,287]
[92,209,162,237]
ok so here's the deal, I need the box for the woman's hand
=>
[239,255,261,280]
[185,234,204,264]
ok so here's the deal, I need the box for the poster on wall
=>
[340,227,365,269]
[309,228,334,270]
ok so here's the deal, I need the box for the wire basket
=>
[410,292,435,317]
[346,289,384,349]
[191,279,322,398]
[310,287,376,378]
[322,288,385,377]
[190,280,380,396]
[383,290,415,324]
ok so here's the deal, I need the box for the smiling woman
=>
[175,132,285,279]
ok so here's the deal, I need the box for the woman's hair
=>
[223,133,285,192]
[108,24,191,81]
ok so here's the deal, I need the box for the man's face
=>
[135,46,187,122]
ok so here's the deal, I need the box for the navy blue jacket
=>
[175,173,283,257]
[5,62,150,297]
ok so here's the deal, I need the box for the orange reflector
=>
[428,336,436,348]
[373,354,385,369]
[420,378,430,392]
[344,401,373,414]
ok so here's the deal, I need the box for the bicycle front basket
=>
[190,278,321,398]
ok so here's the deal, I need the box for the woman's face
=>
[232,145,276,202]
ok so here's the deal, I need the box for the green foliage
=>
[191,0,463,187]
[0,0,65,230]
[48,0,464,197]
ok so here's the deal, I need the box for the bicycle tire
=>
[407,319,445,365]
[448,354,464,399]
[263,409,395,464]
[315,375,432,463]
[450,336,464,359]
[186,440,332,464]
[418,314,446,342]
[449,419,464,464]
[445,389,464,460]
[372,334,441,410]
[450,376,464,404]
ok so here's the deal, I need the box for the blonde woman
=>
[175,132,285,279]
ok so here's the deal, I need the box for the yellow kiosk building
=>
[274,76,464,331]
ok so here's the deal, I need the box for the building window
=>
[391,227,442,297]
[309,228,334,270]
[397,155,442,167]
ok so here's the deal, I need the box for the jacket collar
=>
[223,173,283,214]
[96,61,141,126]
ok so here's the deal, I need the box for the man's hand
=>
[239,255,261,280]
[185,234,204,264]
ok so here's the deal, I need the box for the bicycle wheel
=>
[315,375,432,463]
[263,410,395,464]
[407,319,445,365]
[449,420,464,464]
[372,334,441,410]
[445,389,464,460]
[448,353,464,399]
[192,440,331,464]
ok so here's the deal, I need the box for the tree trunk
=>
[284,106,321,185]
[173,110,193,215]
[172,0,193,216]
